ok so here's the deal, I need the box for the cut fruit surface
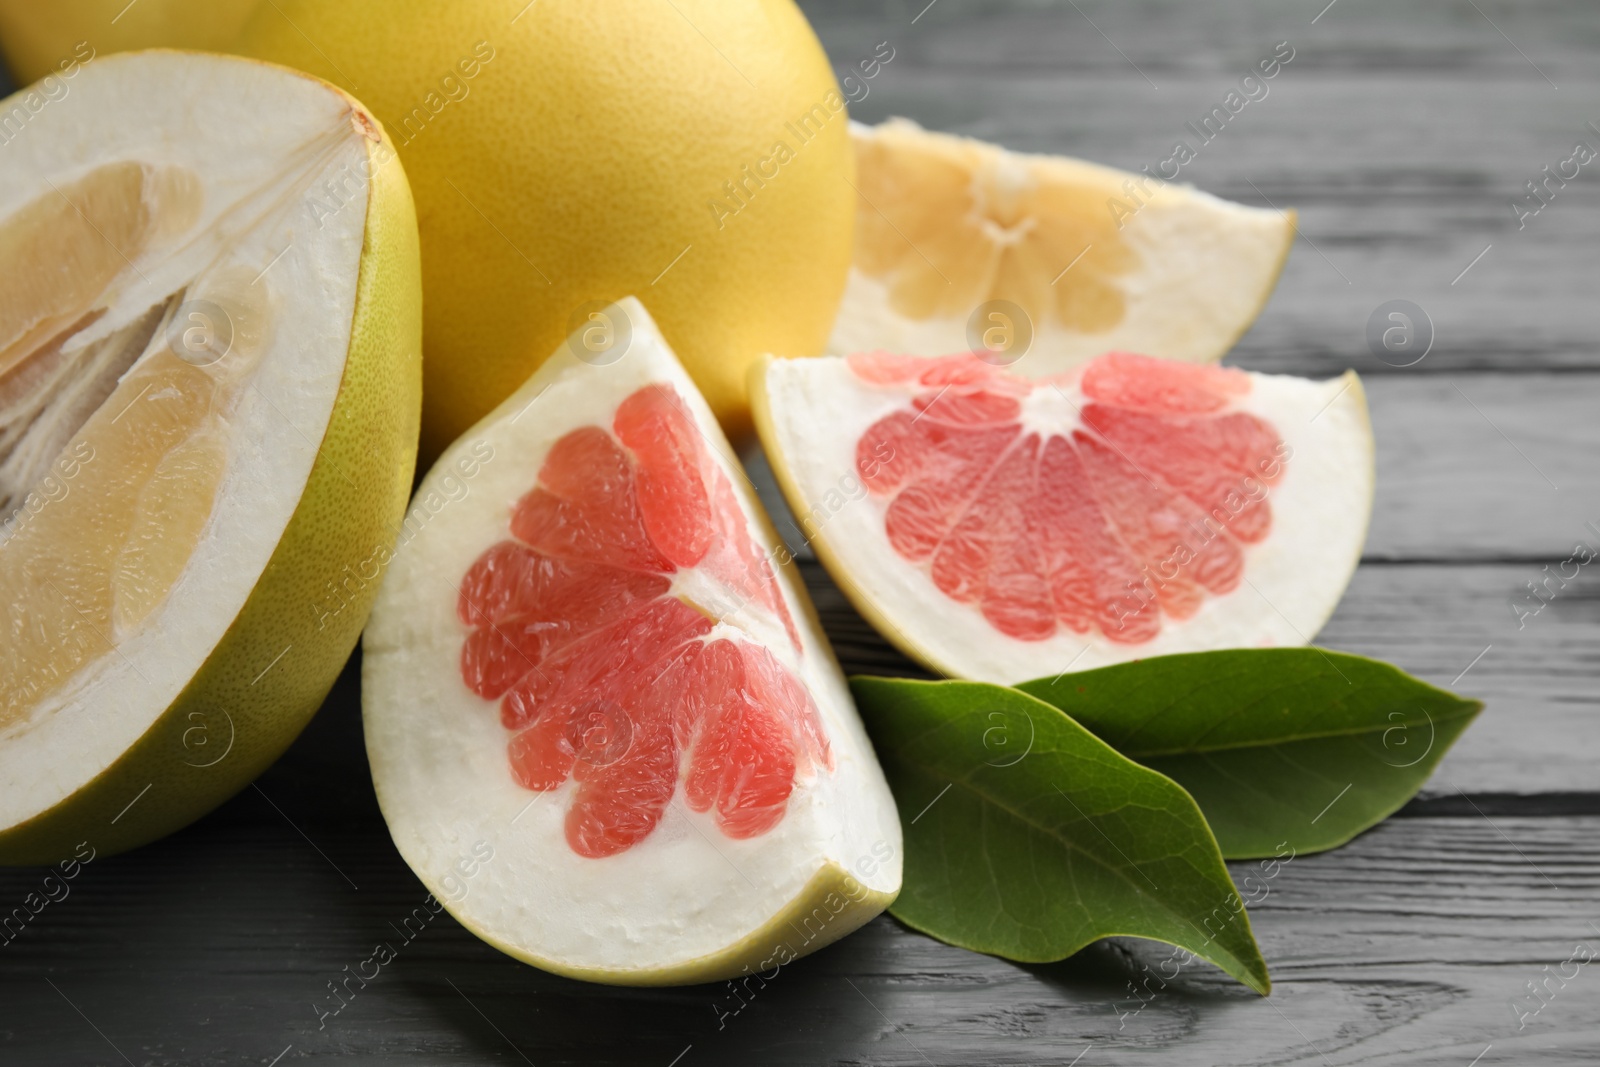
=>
[0,51,421,862]
[459,381,824,858]
[753,350,1373,683]
[363,297,900,984]
[832,119,1296,375]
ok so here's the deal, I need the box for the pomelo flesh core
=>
[0,160,274,730]
[850,351,1287,644]
[458,383,829,859]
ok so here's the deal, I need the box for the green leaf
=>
[851,677,1271,995]
[1017,648,1482,860]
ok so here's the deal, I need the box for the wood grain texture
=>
[2,782,1594,1066]
[3,0,1598,1064]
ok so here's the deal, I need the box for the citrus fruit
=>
[363,297,900,984]
[831,118,1296,375]
[0,0,262,85]
[753,350,1372,683]
[238,0,854,458]
[0,51,421,862]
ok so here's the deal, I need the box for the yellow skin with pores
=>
[237,0,855,458]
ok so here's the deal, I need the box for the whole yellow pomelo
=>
[238,0,854,456]
[0,0,263,84]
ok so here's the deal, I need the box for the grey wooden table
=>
[4,1,1598,1063]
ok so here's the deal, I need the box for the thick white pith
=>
[830,119,1294,375]
[362,298,901,977]
[0,53,372,827]
[759,355,1374,684]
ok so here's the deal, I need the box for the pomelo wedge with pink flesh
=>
[362,298,900,985]
[752,351,1373,683]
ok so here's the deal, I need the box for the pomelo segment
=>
[831,119,1296,376]
[753,351,1373,684]
[363,298,900,985]
[0,52,421,862]
[461,387,826,859]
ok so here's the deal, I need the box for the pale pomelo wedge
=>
[0,51,420,862]
[832,119,1296,374]
[363,298,900,985]
[753,351,1373,683]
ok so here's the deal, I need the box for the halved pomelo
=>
[363,297,900,985]
[753,350,1372,683]
[0,52,421,862]
[832,118,1296,374]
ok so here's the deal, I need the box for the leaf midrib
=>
[1024,657,1472,756]
[1097,701,1481,760]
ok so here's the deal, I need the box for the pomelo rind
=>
[0,0,263,85]
[442,861,893,987]
[237,0,856,459]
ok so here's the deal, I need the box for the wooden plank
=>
[2,809,1594,1065]
[1358,374,1597,560]
[810,0,1600,377]
[1,3,1593,1066]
